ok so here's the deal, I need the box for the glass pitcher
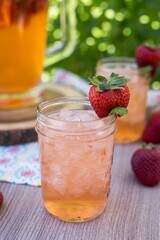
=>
[0,0,76,109]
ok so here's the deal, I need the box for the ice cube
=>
[52,176,66,195]
[49,108,99,123]
[59,106,71,120]
[72,110,98,122]
[51,164,62,175]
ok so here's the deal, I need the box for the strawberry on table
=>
[131,144,160,186]
[89,73,130,118]
[142,110,160,144]
[0,191,3,206]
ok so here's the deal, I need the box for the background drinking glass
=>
[0,0,76,109]
[36,97,116,222]
[96,57,148,144]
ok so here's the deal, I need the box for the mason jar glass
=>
[96,57,148,144]
[35,96,116,222]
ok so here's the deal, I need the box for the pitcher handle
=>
[44,0,77,68]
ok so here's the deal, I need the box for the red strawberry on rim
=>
[131,144,160,186]
[89,73,130,118]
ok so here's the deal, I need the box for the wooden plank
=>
[0,143,160,240]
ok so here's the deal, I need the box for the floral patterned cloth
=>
[0,142,40,186]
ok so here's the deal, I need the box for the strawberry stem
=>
[110,107,128,116]
[142,142,156,150]
[89,73,129,92]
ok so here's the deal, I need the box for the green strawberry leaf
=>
[142,142,156,150]
[107,73,129,89]
[110,107,128,116]
[89,75,107,86]
[96,84,110,92]
[89,73,129,92]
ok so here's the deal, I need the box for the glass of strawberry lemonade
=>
[36,96,117,222]
[96,57,148,143]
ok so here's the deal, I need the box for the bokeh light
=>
[46,0,160,89]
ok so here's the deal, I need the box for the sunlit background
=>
[45,0,160,89]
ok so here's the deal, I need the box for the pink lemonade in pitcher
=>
[36,97,116,222]
[0,0,48,107]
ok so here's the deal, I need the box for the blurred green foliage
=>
[46,0,160,88]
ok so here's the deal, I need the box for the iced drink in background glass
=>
[96,57,148,144]
[36,97,116,222]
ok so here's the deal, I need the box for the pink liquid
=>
[38,109,115,222]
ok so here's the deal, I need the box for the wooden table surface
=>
[0,143,160,240]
